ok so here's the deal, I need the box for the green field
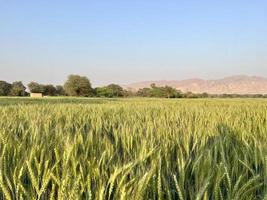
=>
[0,97,266,200]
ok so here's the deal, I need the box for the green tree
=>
[136,88,152,97]
[28,82,43,93]
[55,85,66,96]
[106,84,124,97]
[163,86,181,98]
[95,84,124,97]
[150,85,165,97]
[43,84,57,96]
[0,81,11,96]
[64,75,93,97]
[10,81,27,96]
[136,85,183,98]
[95,87,110,97]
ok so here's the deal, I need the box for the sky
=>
[0,0,267,86]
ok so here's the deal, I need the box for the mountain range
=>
[126,75,267,94]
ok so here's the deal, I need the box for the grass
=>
[0,97,266,199]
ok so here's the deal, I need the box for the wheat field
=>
[0,98,266,199]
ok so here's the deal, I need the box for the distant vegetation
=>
[1,74,267,98]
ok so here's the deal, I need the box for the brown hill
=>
[126,75,267,94]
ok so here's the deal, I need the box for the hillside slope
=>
[126,75,267,94]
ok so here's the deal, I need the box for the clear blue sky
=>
[1,0,267,86]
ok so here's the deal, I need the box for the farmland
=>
[0,97,266,199]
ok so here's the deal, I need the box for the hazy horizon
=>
[1,0,267,87]
[1,74,267,88]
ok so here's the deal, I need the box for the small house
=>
[30,93,43,98]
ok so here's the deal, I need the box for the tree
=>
[42,84,57,96]
[163,86,182,98]
[150,83,156,88]
[150,85,165,97]
[136,85,183,98]
[95,84,124,98]
[199,92,209,98]
[28,82,43,93]
[106,84,124,97]
[136,88,152,97]
[0,81,11,96]
[9,81,27,96]
[55,85,66,96]
[95,87,110,97]
[184,91,197,98]
[64,75,93,97]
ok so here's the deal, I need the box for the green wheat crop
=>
[0,97,266,199]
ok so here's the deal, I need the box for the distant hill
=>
[126,75,267,94]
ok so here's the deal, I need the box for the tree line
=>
[0,75,126,97]
[1,74,267,98]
